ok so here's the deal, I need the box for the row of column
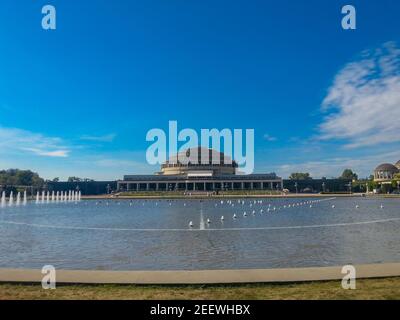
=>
[375,171,395,180]
[119,181,283,192]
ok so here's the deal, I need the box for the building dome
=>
[167,147,234,165]
[374,163,398,172]
[374,163,399,182]
[159,147,238,176]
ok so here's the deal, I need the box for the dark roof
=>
[374,163,399,172]
[121,173,279,182]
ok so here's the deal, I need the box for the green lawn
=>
[1,277,399,300]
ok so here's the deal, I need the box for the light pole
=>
[294,182,298,194]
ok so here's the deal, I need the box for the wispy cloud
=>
[320,42,400,149]
[0,125,152,179]
[0,126,70,158]
[21,148,69,158]
[80,133,117,142]
[263,133,277,142]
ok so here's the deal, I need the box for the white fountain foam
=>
[8,191,14,207]
[16,192,21,206]
[1,191,6,208]
[23,191,27,205]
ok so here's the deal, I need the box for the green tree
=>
[341,169,358,180]
[67,177,82,182]
[289,172,312,180]
[366,179,378,191]
[0,169,44,186]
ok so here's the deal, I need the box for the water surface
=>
[0,197,399,270]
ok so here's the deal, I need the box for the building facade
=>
[117,147,283,192]
[374,162,400,184]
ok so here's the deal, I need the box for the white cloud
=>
[21,148,69,158]
[80,133,116,142]
[0,126,70,158]
[263,133,277,142]
[320,42,400,149]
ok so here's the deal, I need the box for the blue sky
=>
[1,0,400,180]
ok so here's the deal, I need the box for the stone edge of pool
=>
[0,263,399,284]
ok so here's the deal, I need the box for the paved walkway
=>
[0,263,399,284]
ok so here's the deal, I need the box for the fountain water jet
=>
[36,192,40,204]
[1,191,6,208]
[16,192,21,206]
[23,190,27,205]
[8,191,14,206]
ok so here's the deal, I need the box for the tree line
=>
[0,169,93,186]
[0,169,44,186]
[289,169,358,181]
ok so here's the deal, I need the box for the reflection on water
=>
[0,197,399,270]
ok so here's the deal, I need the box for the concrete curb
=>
[0,263,399,284]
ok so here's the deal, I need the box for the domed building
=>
[374,163,400,183]
[158,147,238,176]
[117,147,282,192]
